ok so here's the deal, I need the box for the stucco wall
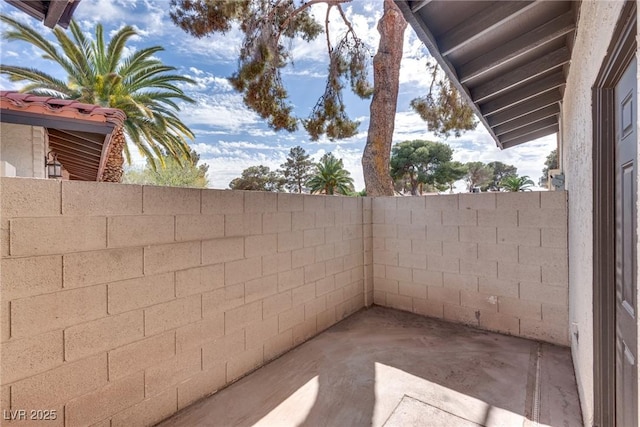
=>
[0,178,366,426]
[560,1,625,424]
[0,123,47,178]
[371,192,569,346]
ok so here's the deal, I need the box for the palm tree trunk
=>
[100,126,126,182]
[362,0,407,197]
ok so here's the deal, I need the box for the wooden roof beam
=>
[501,124,558,148]
[499,116,558,143]
[411,0,432,13]
[471,47,570,103]
[4,0,46,20]
[56,156,99,169]
[56,158,100,180]
[480,72,565,116]
[439,1,537,57]
[493,104,560,136]
[44,0,69,28]
[458,11,575,84]
[49,143,102,160]
[487,90,562,128]
[47,130,105,153]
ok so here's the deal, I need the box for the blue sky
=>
[0,0,556,191]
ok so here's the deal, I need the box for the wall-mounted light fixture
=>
[45,151,62,179]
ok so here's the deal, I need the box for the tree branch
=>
[277,0,349,41]
[325,5,333,52]
[336,4,356,38]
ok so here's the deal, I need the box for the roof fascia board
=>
[97,133,112,181]
[1,109,116,134]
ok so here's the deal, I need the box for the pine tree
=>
[280,146,314,193]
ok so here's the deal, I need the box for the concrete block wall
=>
[0,178,365,426]
[371,191,569,346]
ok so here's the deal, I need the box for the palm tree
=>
[307,153,354,195]
[0,15,195,182]
[501,175,535,192]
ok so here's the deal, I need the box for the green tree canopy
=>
[464,161,492,192]
[169,0,476,196]
[389,140,454,195]
[501,175,535,192]
[124,150,209,188]
[307,153,354,195]
[482,161,518,191]
[0,15,196,182]
[229,165,285,191]
[280,146,314,193]
[540,149,559,186]
[433,161,467,193]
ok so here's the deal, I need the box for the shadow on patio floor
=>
[157,306,582,427]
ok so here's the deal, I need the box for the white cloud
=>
[219,141,288,151]
[74,0,165,35]
[172,28,242,62]
[247,128,278,138]
[282,68,327,79]
[179,94,260,130]
[182,74,233,93]
[108,24,149,41]
[392,110,436,142]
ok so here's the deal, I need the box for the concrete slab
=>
[158,307,582,427]
[384,396,482,427]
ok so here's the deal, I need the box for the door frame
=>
[592,2,637,426]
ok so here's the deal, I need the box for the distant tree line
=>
[229,147,356,196]
[388,140,535,194]
[229,142,547,195]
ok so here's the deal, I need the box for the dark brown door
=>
[615,55,638,427]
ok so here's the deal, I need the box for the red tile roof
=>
[1,91,127,181]
[1,91,126,126]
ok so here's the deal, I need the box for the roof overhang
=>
[4,0,81,29]
[397,0,579,149]
[1,91,125,181]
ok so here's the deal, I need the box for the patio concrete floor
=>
[158,307,582,427]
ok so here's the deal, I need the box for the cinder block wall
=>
[371,191,569,346]
[0,178,365,426]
